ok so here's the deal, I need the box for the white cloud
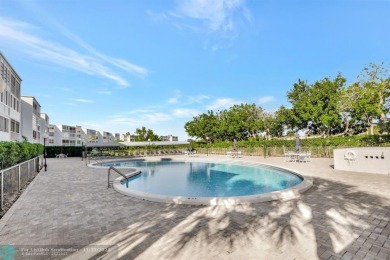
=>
[0,16,148,87]
[97,90,112,95]
[168,92,209,105]
[172,108,200,118]
[207,98,243,110]
[186,94,210,104]
[258,96,276,105]
[108,110,173,126]
[177,0,246,32]
[144,112,173,123]
[168,97,179,104]
[71,98,94,103]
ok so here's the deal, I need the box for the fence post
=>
[27,161,30,181]
[1,171,3,210]
[18,164,21,191]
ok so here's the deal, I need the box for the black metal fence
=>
[0,156,43,211]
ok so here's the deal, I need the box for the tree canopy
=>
[184,63,390,141]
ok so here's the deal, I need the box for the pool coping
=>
[93,157,313,205]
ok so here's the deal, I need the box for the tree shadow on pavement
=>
[67,177,390,259]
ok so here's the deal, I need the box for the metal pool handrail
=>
[107,166,141,188]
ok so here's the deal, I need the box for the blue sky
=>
[1,0,389,140]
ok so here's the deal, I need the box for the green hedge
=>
[0,141,44,169]
[45,146,83,158]
[193,134,390,149]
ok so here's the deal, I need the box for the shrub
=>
[45,146,83,158]
[0,141,43,169]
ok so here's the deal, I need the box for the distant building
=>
[75,126,87,146]
[40,113,49,145]
[115,133,121,141]
[21,96,41,144]
[0,52,22,142]
[84,128,103,143]
[122,134,136,142]
[160,135,178,142]
[48,124,87,146]
[47,124,59,145]
[102,131,115,143]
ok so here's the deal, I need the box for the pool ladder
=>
[107,166,141,188]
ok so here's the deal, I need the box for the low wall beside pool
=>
[334,147,390,175]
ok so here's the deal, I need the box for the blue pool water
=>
[101,160,303,197]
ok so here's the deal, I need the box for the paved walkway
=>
[0,155,389,260]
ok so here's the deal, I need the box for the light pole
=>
[81,142,84,161]
[148,138,150,155]
[44,136,47,171]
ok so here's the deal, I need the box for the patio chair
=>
[298,153,308,163]
[284,152,295,162]
[305,152,311,162]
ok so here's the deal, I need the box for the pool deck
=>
[0,155,389,260]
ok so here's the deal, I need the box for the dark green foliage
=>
[194,134,390,149]
[184,63,390,141]
[45,146,83,158]
[0,141,43,169]
[185,104,278,142]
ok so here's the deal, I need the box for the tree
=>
[184,111,220,142]
[286,74,346,136]
[134,127,159,141]
[350,63,390,134]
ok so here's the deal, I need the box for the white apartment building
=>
[102,131,116,143]
[21,96,41,144]
[75,126,87,146]
[122,134,136,142]
[47,124,58,145]
[48,124,87,146]
[84,128,102,143]
[160,135,178,142]
[0,52,22,142]
[40,113,49,144]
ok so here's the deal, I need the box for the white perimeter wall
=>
[334,147,390,175]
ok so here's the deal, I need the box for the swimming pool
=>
[98,159,312,205]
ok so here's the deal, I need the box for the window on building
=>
[49,132,54,136]
[0,61,3,79]
[11,75,15,95]
[49,139,54,144]
[15,121,19,133]
[16,81,20,98]
[33,130,37,139]
[10,119,15,132]
[0,116,9,132]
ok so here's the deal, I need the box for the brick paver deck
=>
[0,155,389,260]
